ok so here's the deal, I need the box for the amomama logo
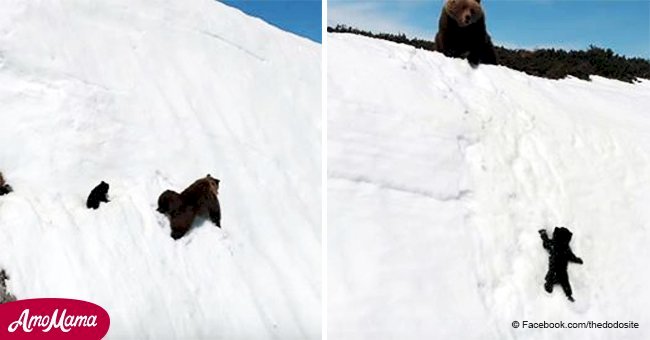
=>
[0,298,110,339]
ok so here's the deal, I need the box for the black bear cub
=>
[86,181,110,209]
[539,227,583,302]
[0,172,12,196]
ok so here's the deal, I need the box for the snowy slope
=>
[328,33,650,340]
[0,0,320,339]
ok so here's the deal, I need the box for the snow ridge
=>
[329,33,650,340]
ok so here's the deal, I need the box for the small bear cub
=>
[87,181,110,209]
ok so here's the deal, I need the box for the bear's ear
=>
[475,0,481,3]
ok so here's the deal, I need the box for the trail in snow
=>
[0,1,320,339]
[328,33,650,340]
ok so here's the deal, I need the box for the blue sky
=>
[222,0,322,43]
[328,0,650,58]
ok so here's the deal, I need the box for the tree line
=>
[328,25,650,83]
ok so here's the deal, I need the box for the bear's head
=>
[553,227,573,245]
[157,190,182,215]
[206,174,220,194]
[445,0,484,27]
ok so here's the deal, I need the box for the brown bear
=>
[435,0,497,66]
[157,174,221,240]
[0,172,12,196]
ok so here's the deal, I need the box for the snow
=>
[328,33,650,340]
[0,0,320,339]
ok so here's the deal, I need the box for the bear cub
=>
[539,227,583,302]
[157,174,221,240]
[435,0,497,66]
[0,172,12,196]
[86,181,110,209]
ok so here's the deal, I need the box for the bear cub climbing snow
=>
[435,0,497,66]
[157,174,221,240]
[0,172,13,196]
[539,227,583,302]
[86,181,110,209]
